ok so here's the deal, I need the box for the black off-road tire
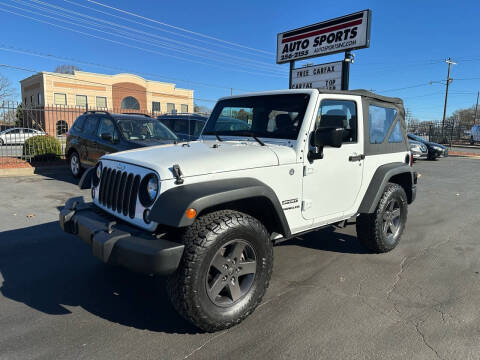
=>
[166,210,273,332]
[356,183,408,253]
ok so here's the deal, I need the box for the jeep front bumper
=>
[59,197,184,275]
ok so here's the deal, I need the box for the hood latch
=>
[172,164,184,185]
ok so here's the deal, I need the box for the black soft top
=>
[317,89,403,106]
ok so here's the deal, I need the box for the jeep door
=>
[302,96,364,220]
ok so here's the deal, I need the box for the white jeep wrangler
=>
[60,89,417,332]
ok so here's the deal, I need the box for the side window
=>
[83,116,99,135]
[72,115,86,131]
[317,99,357,143]
[369,105,398,144]
[173,119,189,134]
[9,129,21,134]
[192,120,205,137]
[388,121,403,143]
[97,117,118,141]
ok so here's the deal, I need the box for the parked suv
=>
[470,124,480,144]
[65,111,178,177]
[157,113,208,141]
[60,89,417,332]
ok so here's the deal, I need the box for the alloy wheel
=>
[382,199,401,244]
[206,239,257,307]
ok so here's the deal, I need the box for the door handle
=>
[349,154,365,162]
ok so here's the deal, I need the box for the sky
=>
[0,0,479,121]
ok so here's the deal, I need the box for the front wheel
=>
[69,151,83,178]
[356,183,408,253]
[0,138,4,146]
[470,137,475,145]
[166,210,273,332]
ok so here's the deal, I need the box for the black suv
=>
[66,111,177,177]
[157,113,208,141]
[158,113,252,141]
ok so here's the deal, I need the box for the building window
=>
[30,95,33,104]
[76,95,88,107]
[181,104,188,113]
[152,101,161,113]
[96,96,107,109]
[24,97,27,105]
[121,96,140,110]
[37,93,41,105]
[54,93,67,106]
[56,120,69,136]
[167,103,176,113]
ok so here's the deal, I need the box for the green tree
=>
[15,103,23,127]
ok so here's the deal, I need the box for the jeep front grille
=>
[99,167,141,218]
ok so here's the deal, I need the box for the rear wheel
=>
[470,136,475,145]
[356,183,408,253]
[0,139,4,146]
[166,210,273,332]
[69,151,83,178]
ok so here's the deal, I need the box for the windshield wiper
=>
[203,132,223,142]
[232,131,265,146]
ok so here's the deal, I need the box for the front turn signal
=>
[185,208,197,219]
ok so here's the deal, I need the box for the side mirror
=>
[101,132,113,142]
[308,127,344,162]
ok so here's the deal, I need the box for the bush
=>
[23,135,62,160]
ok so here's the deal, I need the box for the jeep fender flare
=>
[358,162,415,214]
[150,178,291,237]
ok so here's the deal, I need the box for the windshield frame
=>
[203,94,311,141]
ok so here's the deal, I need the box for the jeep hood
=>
[102,140,294,180]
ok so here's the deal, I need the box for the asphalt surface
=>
[0,157,479,360]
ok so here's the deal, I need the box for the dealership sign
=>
[277,10,371,64]
[290,61,343,90]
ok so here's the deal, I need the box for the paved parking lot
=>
[1,157,479,360]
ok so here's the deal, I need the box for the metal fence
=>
[0,101,210,166]
[407,121,474,146]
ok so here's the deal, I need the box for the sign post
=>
[277,9,371,90]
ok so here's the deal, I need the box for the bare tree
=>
[54,64,81,74]
[0,74,15,103]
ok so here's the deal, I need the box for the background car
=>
[408,133,448,160]
[409,139,428,160]
[65,111,178,177]
[157,113,208,141]
[0,127,45,145]
[470,124,480,144]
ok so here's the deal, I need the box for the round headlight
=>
[93,162,102,187]
[96,162,103,179]
[139,173,159,207]
[147,176,158,200]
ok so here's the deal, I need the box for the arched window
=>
[56,120,69,136]
[121,96,140,110]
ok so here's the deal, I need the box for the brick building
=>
[20,70,194,135]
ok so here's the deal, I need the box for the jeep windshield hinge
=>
[172,164,184,185]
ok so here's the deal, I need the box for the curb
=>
[0,165,68,178]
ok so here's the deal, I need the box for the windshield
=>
[116,117,177,141]
[408,134,424,142]
[203,94,310,140]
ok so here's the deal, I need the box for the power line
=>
[378,82,435,92]
[59,0,271,59]
[0,63,218,103]
[21,0,282,72]
[0,2,285,77]
[87,0,274,56]
[0,6,286,79]
[0,44,255,92]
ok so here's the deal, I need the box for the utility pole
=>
[441,58,456,136]
[474,91,479,125]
